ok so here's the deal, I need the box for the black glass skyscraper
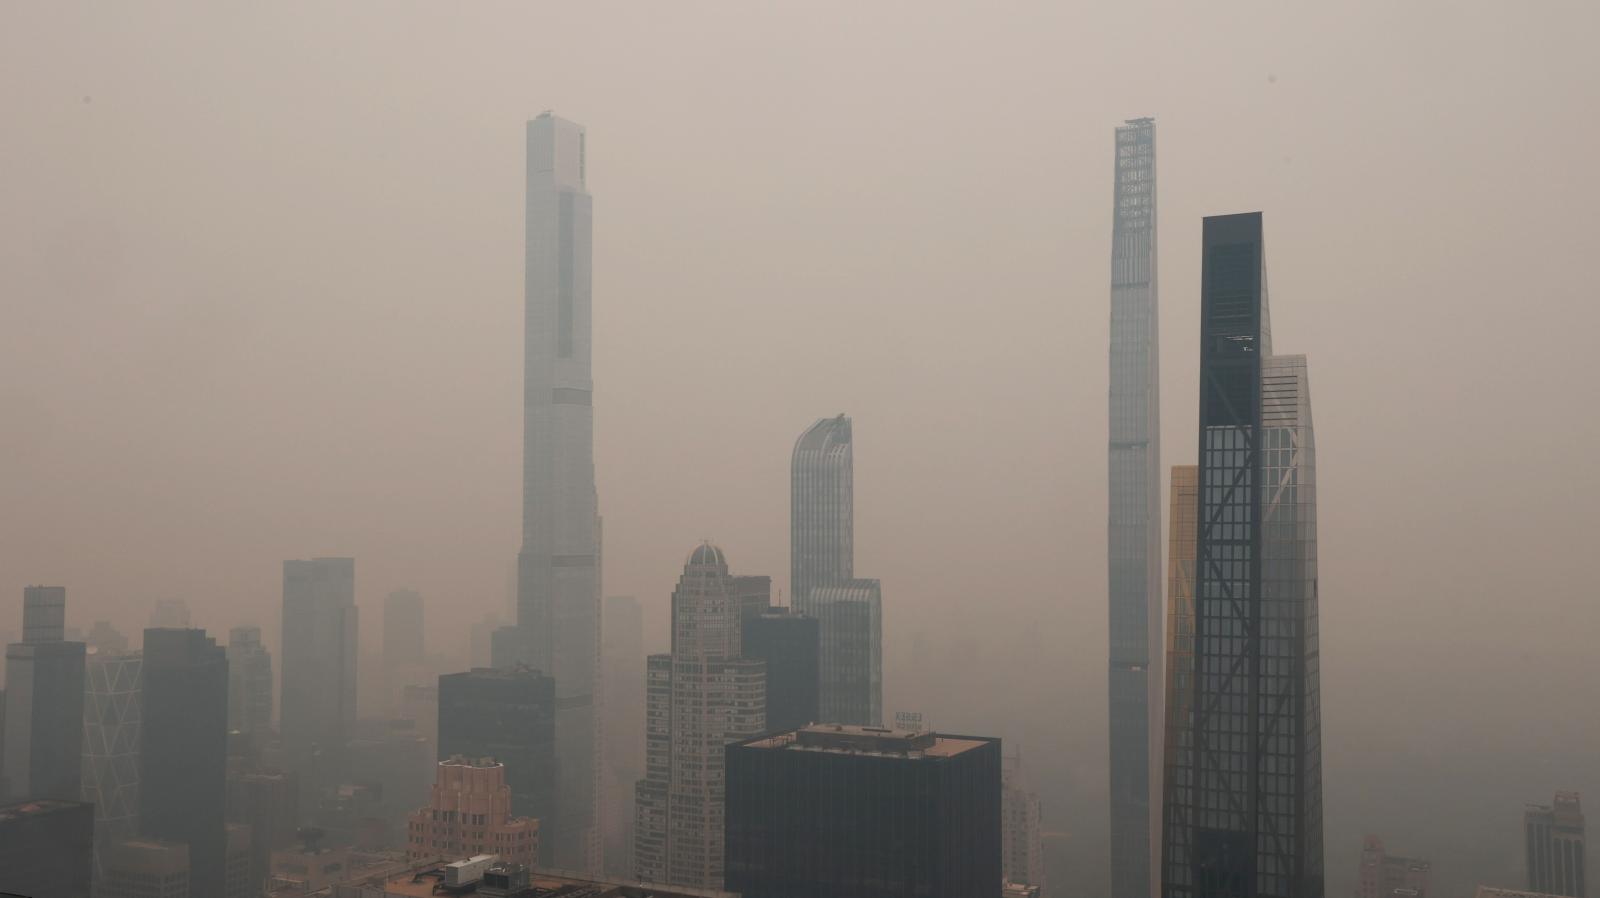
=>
[1109,116,1161,898]
[725,725,1001,898]
[742,610,820,735]
[141,628,229,898]
[1161,212,1322,898]
[437,667,557,863]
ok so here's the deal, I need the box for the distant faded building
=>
[1526,792,1586,898]
[437,666,555,860]
[3,586,87,802]
[141,628,229,898]
[0,797,94,898]
[725,724,1002,898]
[1003,754,1046,894]
[634,544,766,890]
[148,599,191,630]
[1357,835,1431,898]
[601,595,644,877]
[406,757,538,869]
[227,626,273,736]
[280,558,358,765]
[330,856,741,898]
[226,768,299,896]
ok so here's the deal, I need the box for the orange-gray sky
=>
[2,2,1597,893]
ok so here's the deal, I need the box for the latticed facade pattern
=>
[1162,213,1322,898]
[82,651,142,848]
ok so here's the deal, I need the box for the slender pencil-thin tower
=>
[517,111,601,871]
[1109,116,1161,898]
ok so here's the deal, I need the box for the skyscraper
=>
[82,646,143,877]
[725,724,1002,898]
[436,667,556,863]
[383,589,424,670]
[1525,792,1585,898]
[280,558,357,765]
[1161,212,1323,898]
[226,626,272,737]
[742,608,819,735]
[634,544,766,889]
[1109,115,1161,898]
[602,595,644,877]
[141,628,229,898]
[1356,836,1431,898]
[3,586,87,802]
[791,415,882,726]
[515,110,601,871]
[1003,753,1046,894]
[791,415,854,608]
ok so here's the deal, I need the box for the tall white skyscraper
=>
[1108,116,1161,898]
[515,111,601,871]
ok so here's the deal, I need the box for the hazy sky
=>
[3,2,1598,894]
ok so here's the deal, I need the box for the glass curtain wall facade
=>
[1161,212,1322,898]
[792,415,882,726]
[1109,116,1162,898]
[516,111,601,872]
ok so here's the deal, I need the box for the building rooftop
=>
[349,858,736,898]
[743,723,992,759]
[0,798,88,824]
[1476,888,1572,898]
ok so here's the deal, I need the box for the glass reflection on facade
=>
[1161,213,1322,898]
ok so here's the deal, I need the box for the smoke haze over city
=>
[2,3,1598,897]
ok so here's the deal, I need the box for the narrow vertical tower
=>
[1162,212,1323,898]
[791,415,883,726]
[517,111,601,871]
[1109,116,1161,898]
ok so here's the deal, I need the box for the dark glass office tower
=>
[141,628,229,898]
[2,586,86,803]
[437,667,557,863]
[1109,116,1161,898]
[725,725,1001,898]
[516,111,601,871]
[1161,212,1322,898]
[742,609,820,734]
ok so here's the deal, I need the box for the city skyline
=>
[2,5,1599,896]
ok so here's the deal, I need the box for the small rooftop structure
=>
[743,723,989,759]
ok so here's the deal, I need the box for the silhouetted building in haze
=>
[1357,836,1431,898]
[742,608,819,735]
[1161,213,1323,898]
[141,628,229,898]
[226,626,273,737]
[601,594,644,877]
[725,724,1001,898]
[437,667,556,862]
[82,646,143,881]
[3,586,87,802]
[1526,792,1585,898]
[280,558,357,777]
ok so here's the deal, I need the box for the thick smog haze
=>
[2,2,1597,896]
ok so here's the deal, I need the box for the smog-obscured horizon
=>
[3,3,1597,895]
